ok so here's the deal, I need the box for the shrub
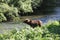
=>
[18,0,33,13]
[0,13,7,22]
[0,3,10,13]
[0,3,20,22]
[0,0,43,13]
[0,0,43,22]
[0,21,60,40]
[32,0,43,9]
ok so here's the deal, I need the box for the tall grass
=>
[0,21,60,40]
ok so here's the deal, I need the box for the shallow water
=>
[33,0,60,24]
[0,23,30,34]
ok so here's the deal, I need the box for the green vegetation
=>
[0,0,43,22]
[0,13,7,22]
[0,21,60,40]
[0,3,19,22]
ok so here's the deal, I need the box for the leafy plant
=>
[18,0,33,13]
[0,0,43,22]
[0,3,20,22]
[0,21,60,40]
[32,0,43,9]
[0,13,7,22]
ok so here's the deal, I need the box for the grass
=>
[0,21,60,40]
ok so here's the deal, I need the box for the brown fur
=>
[23,19,42,28]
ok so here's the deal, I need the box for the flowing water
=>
[0,0,60,33]
[33,0,60,24]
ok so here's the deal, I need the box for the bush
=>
[0,21,60,40]
[18,0,33,13]
[0,0,43,13]
[0,0,43,22]
[0,3,10,13]
[47,21,60,34]
[0,3,20,22]
[0,13,7,22]
[32,0,43,9]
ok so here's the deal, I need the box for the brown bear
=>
[23,19,42,28]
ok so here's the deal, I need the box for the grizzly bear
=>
[23,19,42,28]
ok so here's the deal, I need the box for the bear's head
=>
[23,19,30,23]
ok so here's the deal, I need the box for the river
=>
[33,0,60,24]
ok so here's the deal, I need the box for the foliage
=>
[0,13,7,22]
[32,0,43,9]
[18,0,33,13]
[47,21,60,34]
[0,3,20,22]
[0,21,60,40]
[0,3,10,13]
[0,0,43,22]
[0,0,43,13]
